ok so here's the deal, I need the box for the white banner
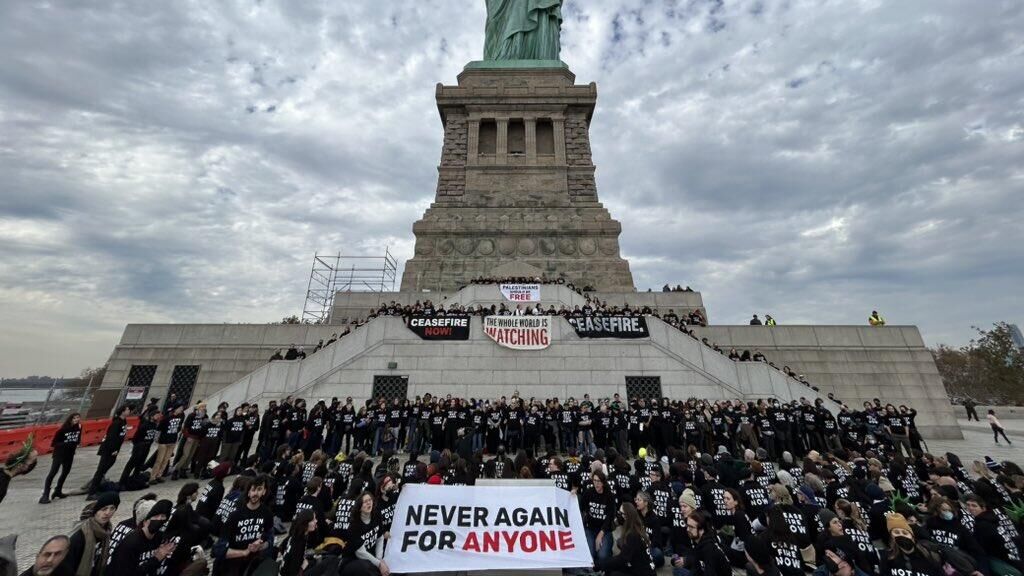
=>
[382,485,592,572]
[484,316,552,350]
[500,283,541,302]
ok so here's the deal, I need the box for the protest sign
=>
[500,283,541,303]
[406,315,471,340]
[383,485,592,572]
[567,315,650,339]
[483,316,552,350]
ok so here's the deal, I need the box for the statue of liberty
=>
[484,0,563,61]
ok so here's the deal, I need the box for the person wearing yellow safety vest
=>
[764,315,777,326]
[868,311,886,326]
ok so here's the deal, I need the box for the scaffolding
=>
[301,249,398,324]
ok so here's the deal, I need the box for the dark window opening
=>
[479,120,497,155]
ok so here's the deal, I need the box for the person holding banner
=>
[340,492,390,576]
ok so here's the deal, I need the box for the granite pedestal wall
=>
[692,325,960,439]
[98,311,956,437]
[401,66,635,292]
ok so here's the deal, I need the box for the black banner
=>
[407,316,471,340]
[567,316,649,339]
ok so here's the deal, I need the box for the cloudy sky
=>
[1,0,1022,377]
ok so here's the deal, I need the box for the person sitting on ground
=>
[596,502,657,576]
[868,311,886,327]
[60,492,119,576]
[877,513,945,576]
[683,510,731,576]
[20,535,70,576]
[280,509,318,576]
[108,499,175,576]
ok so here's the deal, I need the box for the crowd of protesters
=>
[4,386,1021,576]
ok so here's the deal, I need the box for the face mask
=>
[940,511,954,521]
[148,520,165,534]
[895,536,915,553]
[824,558,840,574]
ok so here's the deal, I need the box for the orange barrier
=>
[0,416,140,462]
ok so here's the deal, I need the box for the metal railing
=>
[0,381,96,430]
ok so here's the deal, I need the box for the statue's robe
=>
[484,0,562,60]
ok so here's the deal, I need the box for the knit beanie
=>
[680,489,698,510]
[147,499,173,520]
[818,508,838,527]
[135,500,156,525]
[94,492,120,513]
[886,513,914,540]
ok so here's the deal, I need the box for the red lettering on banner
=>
[483,531,500,552]
[458,531,576,554]
[520,531,537,553]
[501,531,517,552]
[539,531,556,551]
[462,532,480,552]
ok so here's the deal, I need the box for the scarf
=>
[75,518,111,576]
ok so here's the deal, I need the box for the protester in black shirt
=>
[634,491,664,568]
[597,502,657,576]
[119,410,157,486]
[221,406,247,466]
[217,475,275,576]
[341,492,390,576]
[85,406,130,497]
[151,406,185,483]
[196,462,232,522]
[580,470,616,564]
[280,509,318,576]
[41,413,81,503]
[877,513,945,576]
[108,499,174,576]
[684,510,731,576]
[60,491,118,576]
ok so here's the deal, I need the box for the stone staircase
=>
[204,285,837,411]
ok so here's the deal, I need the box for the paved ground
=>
[1,420,1021,572]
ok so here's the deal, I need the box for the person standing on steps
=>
[87,405,131,498]
[987,409,1012,445]
[40,413,81,504]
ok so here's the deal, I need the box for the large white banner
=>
[500,283,541,302]
[484,315,552,350]
[382,485,592,572]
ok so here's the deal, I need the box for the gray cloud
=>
[0,0,1021,376]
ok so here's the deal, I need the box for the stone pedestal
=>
[400,64,635,292]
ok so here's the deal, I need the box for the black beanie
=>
[93,492,120,513]
[147,499,173,520]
